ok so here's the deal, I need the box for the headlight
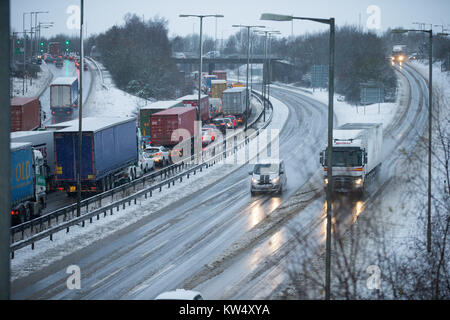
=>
[271,177,280,184]
[355,178,363,185]
[251,178,258,184]
[324,178,328,185]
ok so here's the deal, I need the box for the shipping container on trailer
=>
[204,75,217,89]
[179,94,210,122]
[211,80,228,99]
[10,97,41,132]
[139,100,183,138]
[150,107,196,147]
[212,70,227,81]
[54,117,138,193]
[11,130,56,189]
[10,142,35,207]
[50,77,78,116]
[222,87,247,116]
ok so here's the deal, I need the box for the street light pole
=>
[232,25,265,132]
[76,0,84,218]
[261,13,335,300]
[179,14,224,163]
[392,27,435,252]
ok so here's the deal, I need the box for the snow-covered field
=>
[84,60,150,118]
[11,62,53,98]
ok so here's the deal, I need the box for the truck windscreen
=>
[325,147,363,167]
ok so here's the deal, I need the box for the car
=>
[202,130,212,146]
[139,151,155,173]
[211,117,234,133]
[249,160,287,195]
[211,118,227,133]
[155,289,204,300]
[202,124,220,141]
[202,51,220,59]
[172,52,186,59]
[223,115,238,127]
[223,117,235,130]
[145,145,170,167]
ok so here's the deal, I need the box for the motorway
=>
[10,64,429,300]
[39,59,92,127]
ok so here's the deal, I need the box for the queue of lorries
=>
[8,69,255,225]
[8,61,384,226]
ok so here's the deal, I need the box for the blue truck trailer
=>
[54,117,139,194]
[11,142,47,225]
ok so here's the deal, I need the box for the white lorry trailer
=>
[320,123,383,196]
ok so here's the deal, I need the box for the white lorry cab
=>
[320,123,382,197]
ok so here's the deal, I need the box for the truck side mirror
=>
[364,152,368,164]
[248,170,253,175]
[319,152,324,166]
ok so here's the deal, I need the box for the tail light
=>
[57,187,64,191]
[66,111,71,114]
[52,111,55,115]
[91,187,97,191]
[156,152,162,156]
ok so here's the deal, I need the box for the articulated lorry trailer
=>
[54,117,139,194]
[222,87,248,125]
[10,142,47,225]
[50,77,78,116]
[11,130,56,191]
[319,123,382,197]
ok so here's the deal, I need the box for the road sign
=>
[360,87,384,105]
[311,65,328,88]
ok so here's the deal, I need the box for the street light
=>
[261,12,335,301]
[33,11,49,56]
[255,30,280,122]
[232,24,265,132]
[392,27,434,253]
[179,14,224,163]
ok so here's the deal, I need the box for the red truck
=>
[180,94,210,123]
[150,107,197,147]
[10,97,41,132]
[212,70,227,81]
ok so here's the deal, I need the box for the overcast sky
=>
[10,0,450,40]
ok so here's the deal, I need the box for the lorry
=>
[204,75,217,90]
[211,80,227,99]
[180,94,210,122]
[212,70,227,81]
[319,123,383,197]
[54,117,140,194]
[150,107,197,159]
[50,77,79,116]
[11,130,56,191]
[209,98,222,118]
[392,45,407,65]
[10,142,47,225]
[139,100,183,147]
[222,87,248,124]
[48,42,61,58]
[10,97,41,132]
